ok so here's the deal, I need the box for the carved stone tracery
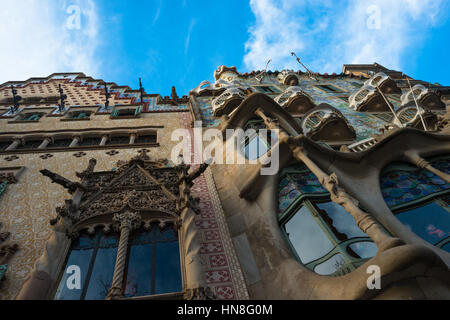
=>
[36,150,212,300]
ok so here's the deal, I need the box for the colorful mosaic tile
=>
[380,159,450,208]
[278,169,328,215]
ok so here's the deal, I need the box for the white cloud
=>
[0,0,100,84]
[244,0,448,73]
[184,19,196,55]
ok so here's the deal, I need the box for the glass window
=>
[315,84,343,93]
[285,206,334,264]
[55,225,182,300]
[380,157,450,252]
[396,202,449,252]
[123,226,182,297]
[241,120,278,160]
[281,199,377,276]
[54,230,118,300]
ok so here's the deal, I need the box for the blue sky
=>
[1,0,449,96]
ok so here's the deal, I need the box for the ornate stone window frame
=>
[60,106,98,122]
[7,107,53,123]
[16,154,214,300]
[110,104,143,119]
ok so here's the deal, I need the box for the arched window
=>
[380,156,450,252]
[241,118,278,160]
[54,224,182,300]
[278,165,377,276]
[54,228,118,300]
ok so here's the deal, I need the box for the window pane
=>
[441,241,450,252]
[314,254,346,275]
[124,231,154,297]
[317,202,368,239]
[154,228,182,295]
[285,206,334,264]
[348,242,378,259]
[245,136,268,160]
[396,202,450,248]
[84,233,118,300]
[54,248,93,300]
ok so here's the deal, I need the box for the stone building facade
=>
[0,63,449,300]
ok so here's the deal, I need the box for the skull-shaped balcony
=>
[394,104,438,131]
[274,86,316,116]
[363,72,401,94]
[277,70,299,86]
[212,87,247,116]
[349,85,391,112]
[401,84,445,111]
[301,103,356,144]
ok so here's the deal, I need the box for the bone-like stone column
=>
[255,108,403,252]
[405,151,450,183]
[106,212,142,300]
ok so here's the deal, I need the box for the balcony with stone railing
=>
[301,103,356,144]
[274,86,316,116]
[363,72,401,94]
[212,87,246,116]
[277,70,299,86]
[401,84,445,111]
[349,84,391,112]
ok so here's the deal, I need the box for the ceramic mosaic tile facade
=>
[178,112,249,300]
[380,158,450,209]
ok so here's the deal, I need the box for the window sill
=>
[60,118,91,122]
[110,115,141,120]
[8,120,40,124]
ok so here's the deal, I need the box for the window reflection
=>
[55,230,118,300]
[380,157,450,253]
[281,200,377,276]
[396,202,450,252]
[55,225,182,300]
[123,226,182,298]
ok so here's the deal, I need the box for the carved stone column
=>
[106,211,142,300]
[69,136,81,148]
[100,135,109,146]
[6,139,21,151]
[405,151,450,183]
[180,207,209,295]
[38,137,52,149]
[289,140,404,252]
[129,133,137,145]
[255,107,403,252]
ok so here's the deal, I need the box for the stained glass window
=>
[380,157,450,252]
[282,200,377,276]
[279,165,377,276]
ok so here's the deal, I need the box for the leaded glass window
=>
[278,165,377,276]
[380,156,450,252]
